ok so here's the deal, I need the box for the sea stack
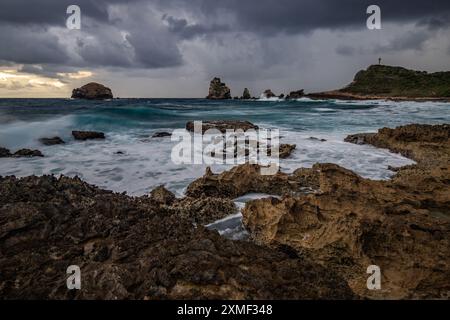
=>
[71,82,113,100]
[241,88,251,100]
[206,77,231,100]
[262,89,276,98]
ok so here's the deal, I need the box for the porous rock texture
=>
[242,124,450,299]
[0,175,355,300]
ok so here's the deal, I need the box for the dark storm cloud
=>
[158,0,450,35]
[0,24,70,64]
[0,0,449,79]
[162,15,229,40]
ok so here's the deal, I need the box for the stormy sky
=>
[0,0,449,98]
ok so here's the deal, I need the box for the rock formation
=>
[241,88,251,100]
[262,89,276,98]
[185,120,259,134]
[186,164,315,199]
[152,132,172,138]
[72,131,105,141]
[0,175,355,299]
[13,149,44,157]
[242,124,450,299]
[39,137,65,146]
[0,147,12,158]
[206,78,231,100]
[286,90,305,100]
[0,147,44,158]
[71,82,113,100]
[279,144,296,159]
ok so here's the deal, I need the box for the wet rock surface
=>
[242,124,450,299]
[152,132,172,138]
[279,144,296,159]
[71,82,113,100]
[1,148,44,158]
[72,131,105,141]
[0,175,355,299]
[13,149,44,157]
[186,120,259,134]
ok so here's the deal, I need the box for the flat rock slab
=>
[72,131,105,141]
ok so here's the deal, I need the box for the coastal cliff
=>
[308,65,450,101]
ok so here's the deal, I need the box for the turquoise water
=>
[0,98,449,196]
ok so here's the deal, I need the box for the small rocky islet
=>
[1,123,449,299]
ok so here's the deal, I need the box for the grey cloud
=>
[162,15,230,39]
[0,24,70,64]
[374,31,431,53]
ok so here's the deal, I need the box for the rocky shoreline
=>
[0,123,449,299]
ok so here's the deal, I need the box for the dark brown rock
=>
[149,185,176,206]
[279,144,296,159]
[0,147,12,158]
[152,132,172,138]
[206,78,231,100]
[72,131,105,141]
[71,82,113,100]
[39,137,65,146]
[0,175,355,300]
[286,90,305,100]
[13,149,44,157]
[185,120,259,134]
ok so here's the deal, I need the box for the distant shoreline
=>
[306,91,450,103]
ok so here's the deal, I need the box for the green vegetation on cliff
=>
[341,65,450,97]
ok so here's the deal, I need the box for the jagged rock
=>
[344,133,376,145]
[168,196,237,225]
[72,131,105,141]
[286,90,305,100]
[149,185,176,206]
[0,147,12,158]
[71,82,113,100]
[263,89,276,98]
[242,124,450,299]
[186,164,316,199]
[279,94,285,99]
[13,149,44,157]
[279,144,296,159]
[206,78,231,100]
[152,132,172,138]
[0,175,355,299]
[186,120,259,134]
[309,137,327,142]
[241,88,251,99]
[39,137,65,146]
